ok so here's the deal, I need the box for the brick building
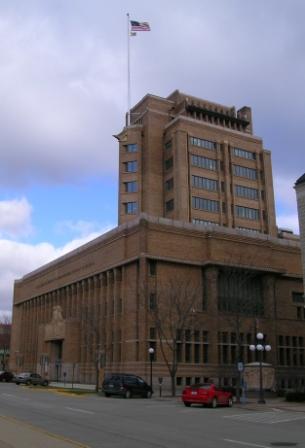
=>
[10,91,304,392]
[295,173,305,292]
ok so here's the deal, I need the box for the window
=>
[165,178,174,191]
[235,185,258,200]
[218,268,263,316]
[233,147,256,160]
[164,140,172,151]
[149,293,156,310]
[235,205,259,221]
[149,260,156,276]
[176,377,182,386]
[233,164,257,180]
[192,196,220,213]
[149,327,156,339]
[292,292,304,304]
[237,227,260,234]
[124,181,138,193]
[165,199,174,212]
[117,298,123,314]
[125,143,138,153]
[124,161,138,172]
[191,154,217,171]
[124,202,138,214]
[192,175,218,191]
[190,136,216,151]
[165,157,173,170]
[192,218,219,226]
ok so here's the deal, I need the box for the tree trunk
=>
[171,373,176,397]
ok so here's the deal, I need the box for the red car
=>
[182,383,233,408]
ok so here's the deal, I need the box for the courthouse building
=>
[10,91,304,391]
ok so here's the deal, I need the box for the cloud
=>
[0,225,111,314]
[0,11,123,188]
[0,198,32,238]
[55,219,111,238]
[274,174,299,234]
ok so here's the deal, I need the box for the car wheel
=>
[211,398,217,408]
[146,391,152,399]
[228,398,233,407]
[125,390,131,399]
[104,392,110,397]
[43,381,48,387]
[26,380,31,386]
[16,382,20,385]
[184,402,191,407]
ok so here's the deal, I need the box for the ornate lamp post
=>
[249,332,271,404]
[148,347,155,389]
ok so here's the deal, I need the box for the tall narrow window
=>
[124,161,138,172]
[149,260,156,276]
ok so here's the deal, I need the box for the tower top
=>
[295,173,305,187]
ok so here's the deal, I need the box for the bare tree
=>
[81,301,107,392]
[0,314,11,370]
[148,276,201,397]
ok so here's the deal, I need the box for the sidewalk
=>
[0,416,88,448]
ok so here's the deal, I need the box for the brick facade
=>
[10,91,304,392]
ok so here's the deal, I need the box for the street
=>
[0,383,305,447]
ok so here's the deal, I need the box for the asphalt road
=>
[0,383,305,448]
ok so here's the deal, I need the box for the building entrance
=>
[50,339,63,381]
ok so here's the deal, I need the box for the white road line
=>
[1,393,29,401]
[223,438,270,448]
[269,415,305,424]
[224,411,283,418]
[65,406,94,415]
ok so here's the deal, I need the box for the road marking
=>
[65,407,94,415]
[223,439,270,448]
[269,415,305,424]
[224,410,305,424]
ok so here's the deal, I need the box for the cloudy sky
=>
[1,0,304,314]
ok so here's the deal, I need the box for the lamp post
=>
[249,332,271,404]
[148,347,155,389]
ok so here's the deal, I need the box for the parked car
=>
[102,374,153,398]
[182,383,233,408]
[15,372,48,386]
[0,371,14,382]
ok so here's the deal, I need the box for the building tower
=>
[116,90,277,236]
[295,173,305,292]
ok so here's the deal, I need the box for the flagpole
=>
[127,12,131,126]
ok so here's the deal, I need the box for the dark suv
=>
[15,372,48,386]
[102,374,153,398]
[0,371,14,382]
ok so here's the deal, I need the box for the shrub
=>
[285,391,305,402]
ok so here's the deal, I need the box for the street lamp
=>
[249,332,271,404]
[148,347,155,389]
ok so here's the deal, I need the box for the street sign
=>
[237,362,244,372]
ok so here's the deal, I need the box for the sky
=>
[0,0,305,314]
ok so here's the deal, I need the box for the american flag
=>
[130,20,151,31]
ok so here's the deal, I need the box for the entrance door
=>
[51,340,63,381]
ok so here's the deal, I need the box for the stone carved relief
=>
[45,305,65,341]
